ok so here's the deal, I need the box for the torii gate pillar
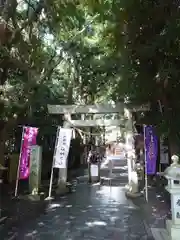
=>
[124,108,141,198]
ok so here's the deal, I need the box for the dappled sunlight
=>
[65,204,73,208]
[87,205,93,208]
[92,182,101,186]
[38,221,45,226]
[2,159,149,239]
[25,230,38,237]
[119,172,128,177]
[130,188,171,230]
[85,220,107,227]
[81,209,88,213]
[109,216,119,223]
[47,203,63,210]
[95,185,127,204]
[4,186,148,239]
[65,220,71,225]
[123,205,139,210]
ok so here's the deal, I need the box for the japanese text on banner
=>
[19,127,38,179]
[144,125,158,175]
[53,128,72,169]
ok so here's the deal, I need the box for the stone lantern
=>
[163,155,180,240]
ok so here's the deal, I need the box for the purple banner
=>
[19,127,38,179]
[144,125,158,175]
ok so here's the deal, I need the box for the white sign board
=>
[29,145,42,194]
[90,164,99,177]
[53,128,72,169]
[160,141,169,164]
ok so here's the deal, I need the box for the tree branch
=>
[9,0,45,45]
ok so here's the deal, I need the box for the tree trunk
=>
[0,119,16,166]
[0,125,8,166]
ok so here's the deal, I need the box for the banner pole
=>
[145,169,148,202]
[46,127,60,200]
[48,165,54,198]
[14,126,25,197]
[143,125,148,202]
[159,163,162,173]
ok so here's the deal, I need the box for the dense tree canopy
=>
[84,1,180,148]
[1,0,180,159]
[0,0,118,160]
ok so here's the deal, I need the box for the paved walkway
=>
[0,161,157,240]
[2,185,153,240]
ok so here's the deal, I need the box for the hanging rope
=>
[73,126,102,136]
[64,115,119,142]
[64,116,104,136]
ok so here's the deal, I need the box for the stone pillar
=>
[124,108,141,198]
[152,155,180,239]
[165,156,180,240]
[29,145,42,200]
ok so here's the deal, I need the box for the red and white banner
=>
[19,127,38,179]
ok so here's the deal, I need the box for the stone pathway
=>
[1,183,155,240]
[134,185,171,240]
[0,159,161,240]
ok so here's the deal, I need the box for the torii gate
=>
[47,102,149,195]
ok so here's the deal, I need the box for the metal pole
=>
[145,169,148,202]
[143,125,148,202]
[159,163,162,173]
[47,126,60,199]
[48,165,54,198]
[15,126,25,197]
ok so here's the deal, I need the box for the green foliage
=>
[0,0,121,155]
[119,0,180,138]
[85,1,180,138]
[4,0,180,151]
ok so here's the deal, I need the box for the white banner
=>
[53,128,72,168]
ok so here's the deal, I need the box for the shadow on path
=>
[0,159,160,240]
[1,184,154,240]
